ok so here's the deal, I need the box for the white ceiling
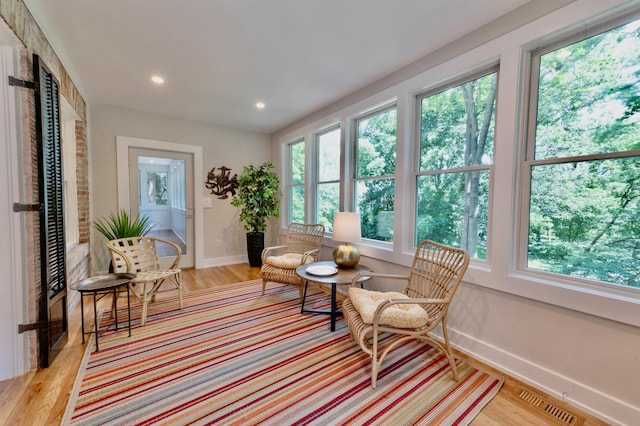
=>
[23,0,531,134]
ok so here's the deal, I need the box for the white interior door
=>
[129,148,195,268]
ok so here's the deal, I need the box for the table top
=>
[71,273,136,292]
[296,261,372,285]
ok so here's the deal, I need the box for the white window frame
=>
[414,68,498,261]
[516,14,640,295]
[285,138,306,224]
[352,103,397,244]
[314,125,341,231]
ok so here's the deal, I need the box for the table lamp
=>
[332,211,361,268]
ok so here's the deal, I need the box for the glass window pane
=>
[356,178,395,242]
[290,185,305,223]
[291,142,305,184]
[535,20,640,160]
[141,170,168,207]
[419,73,496,171]
[528,158,640,287]
[415,72,495,258]
[416,171,489,259]
[356,109,397,178]
[318,128,340,181]
[288,140,305,224]
[317,182,339,232]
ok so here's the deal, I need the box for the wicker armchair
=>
[260,223,325,301]
[107,236,183,326]
[342,240,469,388]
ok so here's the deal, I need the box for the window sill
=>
[465,264,640,328]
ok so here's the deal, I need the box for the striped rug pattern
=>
[64,281,503,425]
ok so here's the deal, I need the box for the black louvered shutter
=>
[34,54,68,367]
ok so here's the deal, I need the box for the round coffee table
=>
[296,261,372,331]
[71,273,135,351]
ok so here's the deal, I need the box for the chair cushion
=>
[265,253,314,269]
[348,287,429,328]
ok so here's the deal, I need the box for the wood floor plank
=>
[2,263,608,425]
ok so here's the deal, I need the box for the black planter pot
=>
[246,231,264,267]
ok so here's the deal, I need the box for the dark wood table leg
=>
[301,280,309,314]
[92,292,99,352]
[80,292,85,344]
[113,288,119,331]
[330,283,337,332]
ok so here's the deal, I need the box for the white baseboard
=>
[448,327,637,425]
[200,255,248,269]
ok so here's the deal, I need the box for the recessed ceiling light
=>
[255,101,266,110]
[151,75,165,85]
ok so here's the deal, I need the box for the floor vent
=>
[518,389,580,425]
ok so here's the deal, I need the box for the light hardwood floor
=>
[0,264,608,425]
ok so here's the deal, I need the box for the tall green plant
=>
[93,210,155,240]
[231,162,281,232]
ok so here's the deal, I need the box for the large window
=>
[315,127,341,231]
[287,139,305,224]
[354,107,396,242]
[416,72,497,259]
[526,19,640,288]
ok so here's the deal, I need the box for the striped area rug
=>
[63,280,503,425]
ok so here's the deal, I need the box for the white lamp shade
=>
[332,212,361,243]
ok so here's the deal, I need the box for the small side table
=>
[71,273,135,351]
[296,261,372,331]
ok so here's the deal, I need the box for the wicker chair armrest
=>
[349,272,408,286]
[106,244,133,273]
[301,248,320,263]
[154,238,183,269]
[261,245,287,262]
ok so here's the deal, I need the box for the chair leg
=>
[177,272,183,310]
[139,281,150,326]
[371,329,380,389]
[298,285,304,303]
[262,279,267,295]
[440,321,459,381]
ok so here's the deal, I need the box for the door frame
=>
[116,136,204,268]
[0,44,28,379]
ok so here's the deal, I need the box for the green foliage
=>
[153,173,168,205]
[316,129,341,230]
[93,210,155,240]
[317,182,339,231]
[528,19,640,287]
[356,109,397,241]
[231,162,281,233]
[289,142,305,223]
[416,72,496,258]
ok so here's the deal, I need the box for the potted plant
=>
[93,209,155,241]
[93,210,155,271]
[231,162,281,267]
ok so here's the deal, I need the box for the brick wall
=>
[76,121,90,245]
[1,0,90,369]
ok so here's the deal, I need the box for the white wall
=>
[89,103,271,272]
[271,1,640,424]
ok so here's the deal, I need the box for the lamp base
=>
[332,243,360,268]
